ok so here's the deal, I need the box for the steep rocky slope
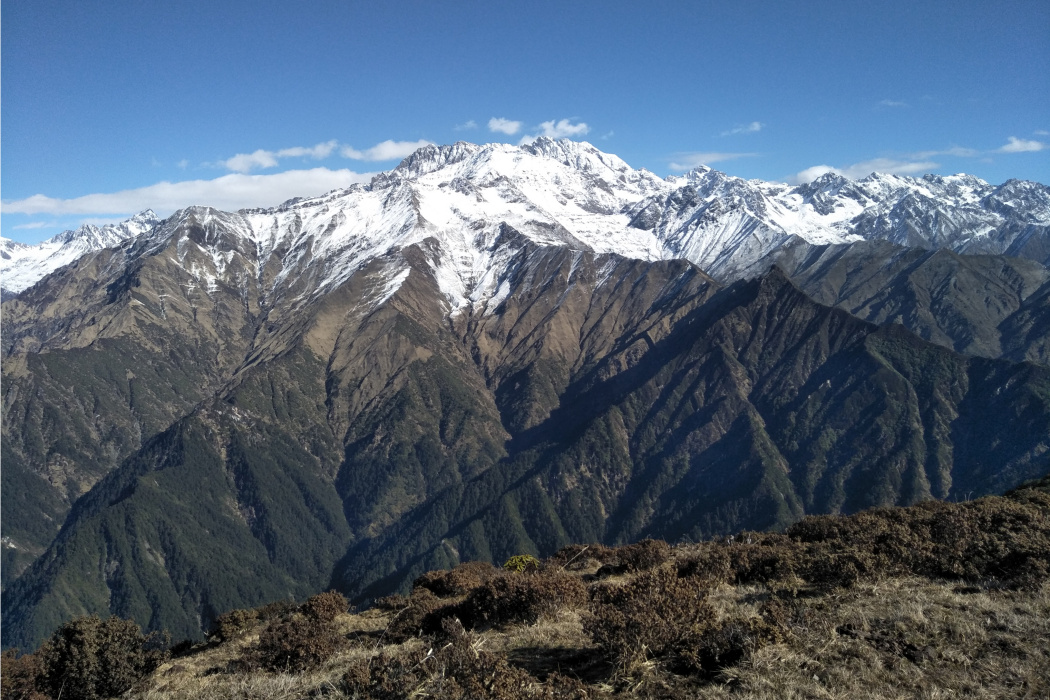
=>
[760,240,1050,363]
[5,242,1048,649]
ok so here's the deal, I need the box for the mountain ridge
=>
[3,139,1048,302]
[3,139,1050,650]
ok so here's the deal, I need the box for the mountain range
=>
[3,139,1049,649]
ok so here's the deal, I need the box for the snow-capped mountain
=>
[5,139,1050,650]
[3,139,1048,306]
[1,210,158,297]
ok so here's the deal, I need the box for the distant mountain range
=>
[3,139,1049,650]
[1,210,159,300]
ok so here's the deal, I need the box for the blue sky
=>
[2,0,1048,243]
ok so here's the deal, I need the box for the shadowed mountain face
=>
[1,214,262,587]
[4,225,1049,649]
[759,240,1050,366]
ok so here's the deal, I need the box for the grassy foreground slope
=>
[5,476,1047,699]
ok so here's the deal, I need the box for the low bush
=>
[249,612,344,673]
[384,588,445,643]
[615,538,671,572]
[503,554,542,573]
[413,561,498,597]
[254,599,298,622]
[36,615,167,700]
[302,590,349,623]
[1,648,46,700]
[586,567,714,672]
[677,614,782,678]
[547,543,612,570]
[454,569,587,629]
[210,608,259,643]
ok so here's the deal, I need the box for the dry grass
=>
[9,481,1048,699]
[122,576,1049,700]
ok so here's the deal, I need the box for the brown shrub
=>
[384,588,446,643]
[802,549,869,589]
[302,590,349,623]
[783,492,1050,589]
[210,608,260,643]
[249,613,344,673]
[729,541,803,586]
[615,539,671,572]
[455,570,588,630]
[676,613,783,678]
[342,648,429,700]
[254,599,298,622]
[585,567,715,672]
[547,543,612,570]
[1,649,46,700]
[413,561,498,598]
[37,615,167,700]
[676,545,735,583]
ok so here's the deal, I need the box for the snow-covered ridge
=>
[2,210,158,295]
[3,140,1049,309]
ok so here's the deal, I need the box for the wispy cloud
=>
[221,138,434,172]
[11,221,56,230]
[340,139,434,161]
[518,119,590,144]
[1035,130,1049,137]
[878,99,908,108]
[454,120,478,131]
[791,134,1046,184]
[669,152,757,171]
[721,121,763,136]
[223,140,339,173]
[998,136,1045,153]
[488,117,523,135]
[2,168,375,217]
[909,146,979,159]
[176,159,189,170]
[791,158,939,184]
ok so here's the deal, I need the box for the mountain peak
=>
[391,141,482,179]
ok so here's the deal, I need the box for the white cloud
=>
[11,221,55,230]
[668,152,756,171]
[537,119,590,138]
[221,138,433,172]
[222,140,339,173]
[488,117,523,135]
[340,139,433,161]
[793,165,843,183]
[455,120,478,131]
[721,121,763,136]
[224,149,280,172]
[2,168,374,217]
[1035,130,1049,137]
[909,146,978,159]
[879,99,908,108]
[177,159,189,169]
[518,119,590,144]
[276,141,339,160]
[790,158,939,184]
[998,136,1045,153]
